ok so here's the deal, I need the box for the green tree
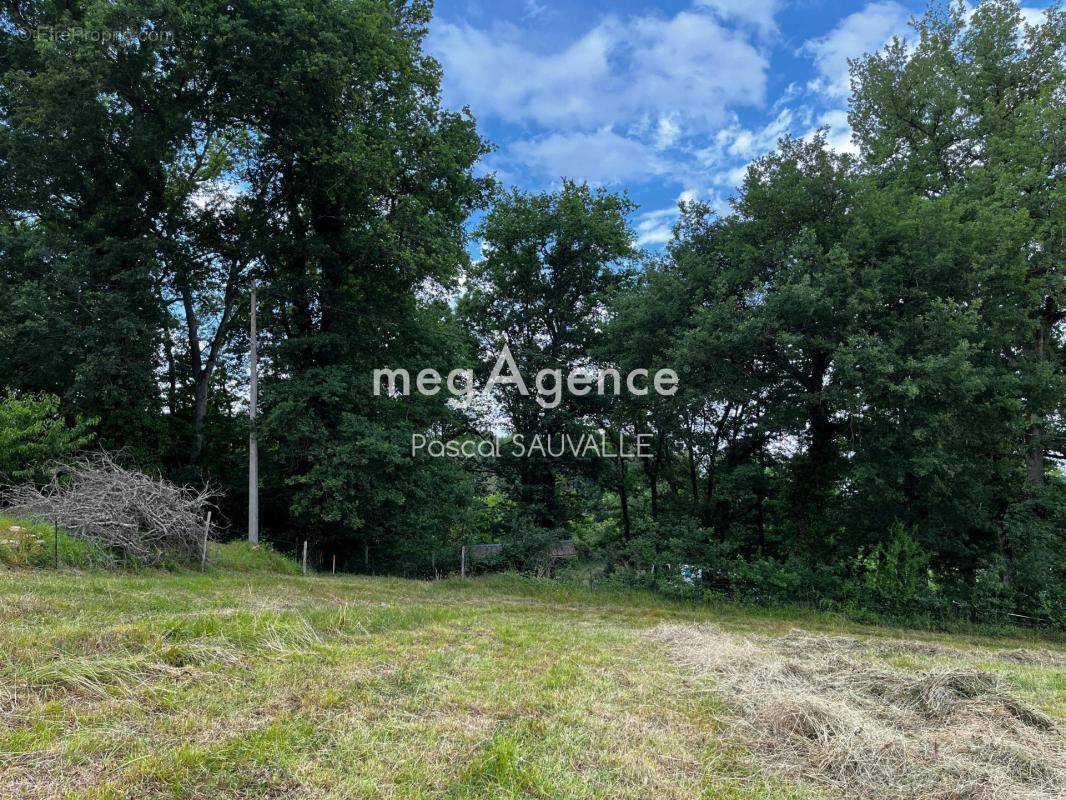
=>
[1,1,492,565]
[1,1,259,474]
[460,183,636,531]
[850,0,1066,609]
[0,1,182,461]
[851,0,1066,490]
[234,0,492,563]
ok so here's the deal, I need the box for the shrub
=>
[500,516,564,575]
[857,522,932,614]
[723,556,810,604]
[0,391,94,484]
[969,557,1016,622]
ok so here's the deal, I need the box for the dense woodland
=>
[1,0,1064,624]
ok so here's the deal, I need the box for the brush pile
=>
[2,453,213,566]
[653,624,1065,800]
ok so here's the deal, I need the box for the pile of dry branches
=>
[2,453,214,566]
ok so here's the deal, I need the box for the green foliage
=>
[460,182,637,531]
[1,0,490,563]
[716,557,812,606]
[518,1,1066,629]
[969,558,1017,623]
[499,517,566,575]
[0,392,94,485]
[244,0,492,566]
[856,524,932,614]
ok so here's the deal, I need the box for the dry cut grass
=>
[653,624,1066,800]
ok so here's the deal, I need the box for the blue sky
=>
[426,0,1049,246]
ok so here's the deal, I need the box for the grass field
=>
[1,561,1063,799]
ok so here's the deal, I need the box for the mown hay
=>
[653,624,1066,800]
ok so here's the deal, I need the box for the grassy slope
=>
[0,516,110,569]
[1,569,1062,800]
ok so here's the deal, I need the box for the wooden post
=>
[201,511,212,571]
[331,553,336,575]
[460,545,466,578]
[248,282,259,545]
[302,540,308,575]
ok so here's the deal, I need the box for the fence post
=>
[201,511,212,571]
[302,540,308,575]
[460,545,467,578]
[331,554,336,575]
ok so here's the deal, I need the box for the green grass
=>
[1,569,1062,799]
[207,541,302,574]
[0,518,300,575]
[0,515,109,569]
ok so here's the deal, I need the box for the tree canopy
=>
[1,0,1063,622]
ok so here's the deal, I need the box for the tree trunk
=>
[701,403,733,527]
[792,352,836,539]
[178,262,241,467]
[687,441,698,503]
[645,461,659,521]
[754,451,767,553]
[1025,314,1051,487]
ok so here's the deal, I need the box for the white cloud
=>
[803,1,910,99]
[1019,5,1050,28]
[429,8,768,133]
[811,109,858,155]
[635,188,730,246]
[428,20,612,129]
[711,163,750,188]
[635,206,680,246]
[654,116,682,150]
[430,3,779,185]
[696,103,860,189]
[697,107,804,184]
[431,1,913,201]
[696,0,780,39]
[507,129,672,184]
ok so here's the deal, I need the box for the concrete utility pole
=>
[248,282,259,545]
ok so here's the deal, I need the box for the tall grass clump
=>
[207,541,300,574]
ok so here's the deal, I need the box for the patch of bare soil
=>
[653,624,1066,800]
